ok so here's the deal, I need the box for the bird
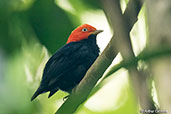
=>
[31,24,103,101]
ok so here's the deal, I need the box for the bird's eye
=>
[82,28,88,32]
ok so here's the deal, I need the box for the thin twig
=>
[89,47,171,98]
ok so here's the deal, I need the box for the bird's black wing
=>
[40,42,90,87]
[31,41,99,101]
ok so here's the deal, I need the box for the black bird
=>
[31,24,103,101]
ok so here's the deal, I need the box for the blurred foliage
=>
[0,0,102,54]
[27,0,76,53]
[0,0,141,114]
[69,0,102,12]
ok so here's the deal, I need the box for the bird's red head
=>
[66,24,103,44]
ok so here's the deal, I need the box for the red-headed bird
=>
[31,24,103,101]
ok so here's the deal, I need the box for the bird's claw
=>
[63,95,69,101]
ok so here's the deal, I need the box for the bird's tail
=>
[48,88,59,98]
[31,87,45,101]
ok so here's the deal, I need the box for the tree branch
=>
[103,0,156,110]
[55,0,144,113]
[89,47,171,98]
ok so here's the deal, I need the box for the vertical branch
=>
[102,0,156,110]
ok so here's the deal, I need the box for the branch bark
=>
[55,0,144,113]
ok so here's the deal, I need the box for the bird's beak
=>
[91,30,103,35]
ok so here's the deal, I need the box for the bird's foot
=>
[63,95,69,101]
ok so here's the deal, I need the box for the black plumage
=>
[31,35,99,101]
